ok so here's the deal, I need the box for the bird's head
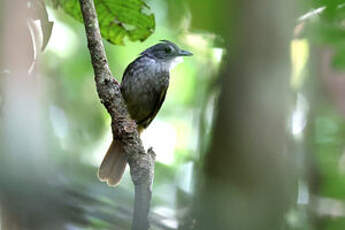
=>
[140,40,193,62]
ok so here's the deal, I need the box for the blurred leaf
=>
[31,0,54,51]
[52,0,155,45]
[305,1,345,69]
[41,21,54,51]
[323,217,345,230]
[187,0,226,35]
[165,0,188,28]
[332,47,345,69]
[315,111,345,199]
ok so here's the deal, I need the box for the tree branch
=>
[78,1,155,229]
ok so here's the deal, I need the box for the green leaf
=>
[52,0,155,45]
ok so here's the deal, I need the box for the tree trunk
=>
[189,1,298,229]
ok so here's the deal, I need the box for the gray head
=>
[140,40,193,61]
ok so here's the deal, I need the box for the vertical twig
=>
[78,1,155,229]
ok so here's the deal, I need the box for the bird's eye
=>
[165,46,172,53]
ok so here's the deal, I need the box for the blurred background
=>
[1,0,345,229]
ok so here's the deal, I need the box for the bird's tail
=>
[98,140,127,187]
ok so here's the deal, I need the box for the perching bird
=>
[98,40,193,186]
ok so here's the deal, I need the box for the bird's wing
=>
[121,58,137,84]
[137,86,168,129]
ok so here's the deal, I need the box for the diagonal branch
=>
[78,0,155,229]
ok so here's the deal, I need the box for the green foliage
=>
[315,110,345,199]
[51,0,155,45]
[324,218,345,230]
[306,1,345,69]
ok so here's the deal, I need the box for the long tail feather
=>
[98,140,127,187]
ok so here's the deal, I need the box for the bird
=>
[98,40,193,186]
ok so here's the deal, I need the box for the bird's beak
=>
[178,49,193,56]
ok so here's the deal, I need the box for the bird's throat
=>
[169,57,184,71]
